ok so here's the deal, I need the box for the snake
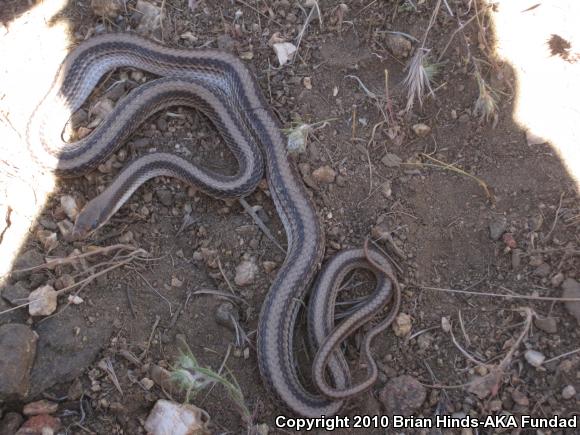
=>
[26,32,400,417]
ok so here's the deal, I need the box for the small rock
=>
[381,153,402,168]
[524,349,545,367]
[529,255,544,267]
[118,231,134,244]
[311,166,336,184]
[1,282,29,306]
[141,377,155,390]
[0,412,24,434]
[562,278,580,324]
[54,274,74,291]
[0,324,38,400]
[144,400,210,435]
[417,332,433,350]
[551,272,564,288]
[511,249,522,269]
[561,385,576,400]
[510,389,529,407]
[533,316,557,334]
[272,42,297,66]
[23,399,58,416]
[214,302,240,331]
[67,295,84,305]
[262,261,277,273]
[234,260,258,286]
[379,375,426,416]
[380,180,392,198]
[28,285,58,316]
[489,216,507,240]
[135,0,164,35]
[217,34,235,52]
[57,219,75,239]
[36,230,58,253]
[67,379,84,401]
[412,123,431,137]
[60,195,79,221]
[502,233,517,249]
[525,130,547,146]
[303,77,312,89]
[15,414,61,435]
[156,189,173,207]
[533,263,551,277]
[13,250,44,279]
[90,0,121,17]
[104,81,126,101]
[441,316,451,333]
[385,33,412,58]
[392,313,412,337]
[171,277,183,288]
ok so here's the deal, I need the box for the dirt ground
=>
[1,0,579,434]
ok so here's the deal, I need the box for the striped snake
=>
[26,33,400,417]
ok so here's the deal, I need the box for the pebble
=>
[381,153,402,168]
[36,230,58,253]
[12,250,44,279]
[524,349,545,367]
[28,285,58,316]
[551,272,564,288]
[118,231,134,244]
[155,189,173,207]
[57,220,75,239]
[262,261,277,274]
[533,316,558,334]
[90,0,121,17]
[234,259,258,286]
[561,385,576,400]
[22,400,58,416]
[144,400,210,435]
[171,277,183,288]
[0,323,38,400]
[511,249,522,269]
[392,313,412,337]
[379,375,426,416]
[104,81,126,101]
[311,166,336,184]
[60,195,79,221]
[54,274,74,291]
[217,34,235,52]
[15,414,61,435]
[385,33,412,58]
[489,216,507,240]
[380,180,392,198]
[0,412,24,434]
[1,281,29,306]
[214,302,240,331]
[141,377,155,390]
[412,123,431,137]
[533,263,551,277]
[562,278,580,324]
[510,389,529,407]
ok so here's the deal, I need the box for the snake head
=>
[71,200,106,240]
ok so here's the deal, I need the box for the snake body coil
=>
[27,33,399,417]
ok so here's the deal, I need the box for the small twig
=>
[238,198,285,253]
[217,258,236,296]
[140,315,161,360]
[457,309,471,346]
[191,288,249,305]
[545,192,564,240]
[235,0,284,27]
[419,285,580,302]
[98,357,124,395]
[543,347,580,365]
[10,244,139,274]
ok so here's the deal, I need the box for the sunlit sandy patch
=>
[491,1,580,186]
[0,0,72,279]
